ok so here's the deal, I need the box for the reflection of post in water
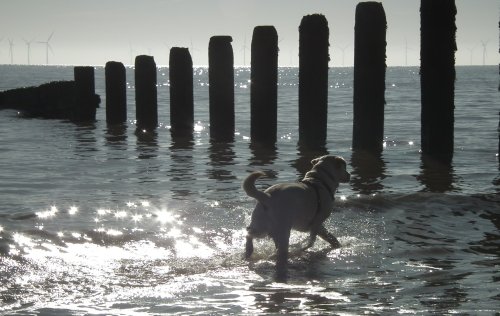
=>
[249,142,277,167]
[207,140,236,182]
[292,141,329,178]
[74,122,97,155]
[105,123,127,145]
[417,154,457,192]
[248,141,278,179]
[135,128,158,160]
[168,137,195,198]
[350,149,386,194]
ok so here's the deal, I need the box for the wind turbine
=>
[241,35,248,66]
[336,44,350,67]
[23,37,35,65]
[8,39,14,64]
[38,32,54,65]
[480,40,489,65]
[189,38,200,65]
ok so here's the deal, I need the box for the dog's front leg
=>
[317,225,341,249]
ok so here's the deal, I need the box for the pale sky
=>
[0,0,498,66]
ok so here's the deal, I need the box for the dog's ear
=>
[311,156,325,165]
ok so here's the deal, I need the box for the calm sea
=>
[0,65,499,315]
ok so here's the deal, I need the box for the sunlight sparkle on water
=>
[114,210,127,218]
[106,229,123,236]
[168,227,182,238]
[97,208,110,216]
[156,209,176,224]
[126,201,137,208]
[194,121,205,132]
[68,206,78,215]
[131,214,143,223]
[36,205,58,219]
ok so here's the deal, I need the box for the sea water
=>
[0,65,498,315]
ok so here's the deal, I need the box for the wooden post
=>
[74,66,97,122]
[209,36,235,141]
[299,14,329,146]
[105,61,127,125]
[420,0,456,164]
[250,26,278,144]
[135,55,158,130]
[353,2,387,153]
[169,47,194,137]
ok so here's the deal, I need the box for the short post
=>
[135,55,158,130]
[299,14,330,146]
[251,26,278,144]
[209,36,235,141]
[105,61,127,125]
[420,0,456,164]
[352,2,387,153]
[169,47,194,138]
[74,66,97,122]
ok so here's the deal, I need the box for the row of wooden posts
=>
[74,1,458,164]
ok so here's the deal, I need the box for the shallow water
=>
[0,65,498,315]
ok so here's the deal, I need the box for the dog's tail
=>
[242,171,271,206]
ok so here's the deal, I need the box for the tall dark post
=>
[169,47,194,137]
[209,36,235,141]
[251,26,278,144]
[105,61,127,125]
[420,0,457,164]
[352,2,387,153]
[497,112,499,159]
[135,55,158,130]
[298,14,329,146]
[74,66,97,122]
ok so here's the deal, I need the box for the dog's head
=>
[311,155,351,183]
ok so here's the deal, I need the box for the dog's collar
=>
[302,165,337,201]
[301,178,335,201]
[316,165,339,187]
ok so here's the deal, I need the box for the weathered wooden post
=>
[209,36,235,141]
[74,66,97,122]
[420,0,457,164]
[169,47,194,138]
[251,26,278,144]
[135,55,158,130]
[352,2,387,153]
[105,61,127,125]
[299,14,329,146]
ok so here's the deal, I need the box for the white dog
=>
[242,155,350,277]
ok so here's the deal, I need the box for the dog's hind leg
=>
[301,233,317,251]
[317,225,341,249]
[245,235,254,259]
[272,229,290,280]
